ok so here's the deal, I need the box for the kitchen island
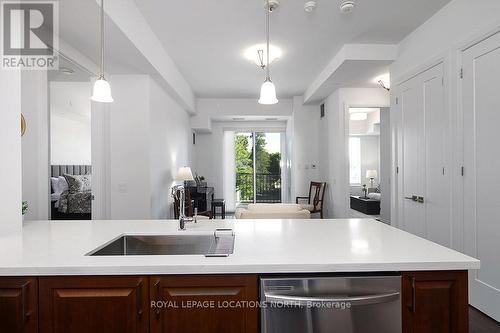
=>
[0,219,479,333]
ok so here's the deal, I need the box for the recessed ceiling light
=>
[60,67,75,75]
[232,117,245,121]
[304,1,317,12]
[244,44,282,68]
[340,0,355,13]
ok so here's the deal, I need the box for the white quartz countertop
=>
[0,219,479,276]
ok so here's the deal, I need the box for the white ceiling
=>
[48,57,92,83]
[57,0,153,75]
[135,0,452,99]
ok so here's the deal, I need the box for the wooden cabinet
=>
[150,275,258,333]
[402,271,468,333]
[0,272,469,333]
[0,277,38,333]
[39,276,149,333]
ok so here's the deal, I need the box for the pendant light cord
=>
[100,0,105,78]
[266,0,270,80]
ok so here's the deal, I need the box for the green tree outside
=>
[235,133,281,202]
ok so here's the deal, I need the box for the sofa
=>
[234,204,311,219]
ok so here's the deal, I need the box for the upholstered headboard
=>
[51,165,92,177]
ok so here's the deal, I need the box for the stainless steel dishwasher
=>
[260,275,401,333]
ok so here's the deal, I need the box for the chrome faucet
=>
[179,215,193,231]
[172,185,196,230]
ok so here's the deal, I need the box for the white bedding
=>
[367,192,381,201]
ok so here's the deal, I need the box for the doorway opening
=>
[235,132,282,204]
[48,57,93,220]
[347,107,390,222]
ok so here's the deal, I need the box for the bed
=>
[51,165,92,220]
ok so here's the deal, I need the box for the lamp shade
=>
[91,78,114,103]
[176,166,194,181]
[258,79,278,105]
[366,170,378,179]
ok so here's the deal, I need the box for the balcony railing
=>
[236,173,281,203]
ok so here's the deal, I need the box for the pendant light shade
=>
[258,0,278,105]
[92,0,113,103]
[91,76,114,102]
[258,79,278,105]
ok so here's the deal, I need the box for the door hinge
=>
[395,97,399,105]
[459,68,464,79]
[442,167,445,175]
[461,166,465,176]
[396,166,399,174]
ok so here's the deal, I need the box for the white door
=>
[398,63,448,241]
[462,31,500,322]
[423,65,451,246]
[400,80,425,237]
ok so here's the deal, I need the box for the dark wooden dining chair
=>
[296,182,327,218]
[173,189,213,219]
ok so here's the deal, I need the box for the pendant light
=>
[91,0,114,103]
[258,0,278,105]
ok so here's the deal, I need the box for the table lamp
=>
[366,170,378,189]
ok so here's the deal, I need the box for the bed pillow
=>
[367,192,381,201]
[57,176,69,193]
[51,177,60,194]
[64,174,91,193]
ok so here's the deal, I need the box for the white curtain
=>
[222,131,236,211]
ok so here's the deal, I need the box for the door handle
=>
[154,280,161,317]
[136,280,143,319]
[21,281,32,325]
[404,196,417,202]
[264,291,400,307]
[408,277,416,313]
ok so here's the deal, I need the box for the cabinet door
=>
[151,274,258,333]
[402,271,468,333]
[39,276,149,333]
[0,277,38,333]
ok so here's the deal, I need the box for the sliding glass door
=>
[235,132,282,204]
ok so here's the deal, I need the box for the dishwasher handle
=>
[264,291,400,307]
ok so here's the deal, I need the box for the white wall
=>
[108,75,152,219]
[320,88,389,218]
[392,0,500,79]
[0,70,22,234]
[50,114,91,165]
[106,75,192,220]
[50,82,92,165]
[21,71,49,222]
[291,96,320,200]
[149,78,192,219]
[192,98,293,132]
[379,108,391,223]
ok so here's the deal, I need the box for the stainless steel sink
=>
[87,229,235,257]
